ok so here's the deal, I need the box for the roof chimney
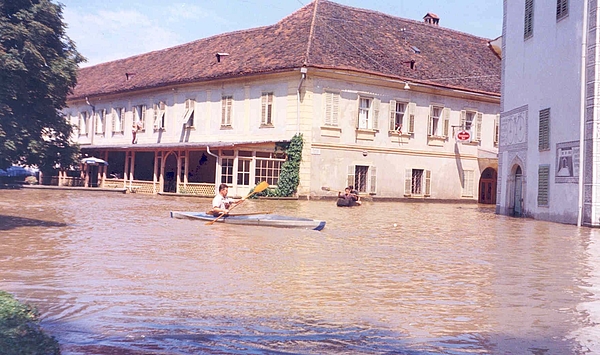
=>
[423,13,439,26]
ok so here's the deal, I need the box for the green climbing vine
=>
[253,133,303,198]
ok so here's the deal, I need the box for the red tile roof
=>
[69,0,500,100]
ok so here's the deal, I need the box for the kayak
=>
[170,211,326,231]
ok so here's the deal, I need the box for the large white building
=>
[59,0,501,202]
[498,0,600,225]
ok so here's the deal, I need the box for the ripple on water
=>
[0,189,597,354]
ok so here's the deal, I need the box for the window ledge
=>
[320,125,341,137]
[260,124,274,128]
[389,131,411,142]
[220,125,232,130]
[356,128,376,141]
[460,140,480,146]
[427,135,446,146]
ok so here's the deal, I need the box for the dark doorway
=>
[479,167,497,204]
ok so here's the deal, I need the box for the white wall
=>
[500,0,584,222]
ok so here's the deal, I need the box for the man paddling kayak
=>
[211,183,241,216]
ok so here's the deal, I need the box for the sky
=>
[56,0,503,68]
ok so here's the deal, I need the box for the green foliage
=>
[0,291,60,355]
[253,133,303,198]
[0,0,85,171]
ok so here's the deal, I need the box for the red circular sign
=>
[456,130,471,141]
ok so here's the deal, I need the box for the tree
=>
[0,0,84,172]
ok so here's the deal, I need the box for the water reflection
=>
[0,189,598,354]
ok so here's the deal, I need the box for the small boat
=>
[336,198,362,207]
[170,211,326,231]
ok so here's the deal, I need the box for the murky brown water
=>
[1,188,600,354]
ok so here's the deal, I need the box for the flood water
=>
[2,188,600,354]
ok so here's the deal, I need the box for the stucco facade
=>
[61,0,501,202]
[499,0,600,225]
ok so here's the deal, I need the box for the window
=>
[429,106,449,137]
[112,107,124,133]
[134,104,146,131]
[460,110,482,142]
[261,92,273,126]
[404,168,431,196]
[324,91,339,126]
[389,100,406,132]
[153,101,166,130]
[524,0,534,38]
[462,170,474,197]
[221,157,234,184]
[94,109,103,134]
[556,0,568,20]
[357,97,379,130]
[347,165,377,194]
[237,159,251,186]
[539,108,550,151]
[538,165,550,206]
[255,157,283,186]
[221,96,232,127]
[182,99,195,127]
[78,111,88,136]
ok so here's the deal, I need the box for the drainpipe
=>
[578,0,589,227]
[297,67,307,134]
[85,97,95,146]
[206,146,219,192]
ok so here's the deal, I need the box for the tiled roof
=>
[69,0,500,100]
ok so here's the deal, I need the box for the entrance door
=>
[478,168,497,204]
[513,166,523,217]
[89,165,99,187]
[163,153,178,193]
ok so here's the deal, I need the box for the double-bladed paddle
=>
[205,181,269,225]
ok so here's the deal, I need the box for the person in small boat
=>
[211,183,240,216]
[337,186,360,207]
[348,185,362,206]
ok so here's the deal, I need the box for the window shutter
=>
[427,105,433,136]
[121,107,126,133]
[369,166,377,194]
[404,169,412,196]
[389,100,396,131]
[112,108,116,132]
[539,108,550,150]
[332,92,339,126]
[227,98,232,125]
[408,103,415,133]
[261,94,267,125]
[524,0,534,37]
[347,165,355,188]
[153,104,159,129]
[537,165,550,206]
[475,112,482,141]
[460,110,466,129]
[373,98,380,130]
[462,170,474,197]
[141,105,146,130]
[424,170,431,196]
[102,109,107,133]
[325,92,332,125]
[442,108,450,137]
[494,114,499,144]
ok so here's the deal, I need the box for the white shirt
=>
[212,194,232,210]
